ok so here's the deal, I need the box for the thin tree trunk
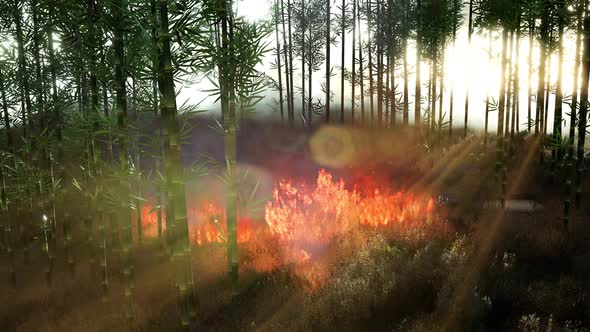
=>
[14,0,32,137]
[326,0,331,122]
[340,0,345,122]
[288,0,295,125]
[529,19,535,133]
[358,1,365,125]
[575,16,590,209]
[505,30,514,136]
[275,0,285,122]
[536,22,547,135]
[414,0,422,127]
[302,0,306,125]
[512,21,520,137]
[553,19,564,160]
[497,28,508,209]
[484,30,492,145]
[281,0,291,124]
[463,0,473,137]
[438,50,444,135]
[367,0,374,125]
[351,0,356,124]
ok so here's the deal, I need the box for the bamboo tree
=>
[575,15,590,209]
[340,0,345,122]
[112,0,135,321]
[505,31,514,136]
[302,0,306,125]
[464,0,473,137]
[402,0,409,125]
[415,0,422,126]
[497,28,508,208]
[359,0,365,124]
[159,0,194,326]
[484,30,492,145]
[351,0,356,124]
[13,0,32,138]
[275,0,285,122]
[288,0,295,125]
[326,0,331,122]
[536,17,549,135]
[281,0,292,124]
[367,0,374,125]
[553,9,565,160]
[511,15,521,137]
[571,0,587,142]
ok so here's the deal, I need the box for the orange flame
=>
[137,170,448,286]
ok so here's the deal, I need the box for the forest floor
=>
[1,124,590,332]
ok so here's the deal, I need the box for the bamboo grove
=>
[0,0,588,329]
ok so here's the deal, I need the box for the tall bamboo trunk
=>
[438,50,444,136]
[536,26,547,135]
[484,30,492,145]
[463,0,473,137]
[288,0,295,125]
[497,28,508,209]
[553,20,564,161]
[528,20,535,133]
[0,69,13,152]
[575,16,590,209]
[367,0,374,125]
[14,0,32,137]
[512,23,520,137]
[326,0,331,122]
[308,25,313,124]
[430,51,437,134]
[505,31,514,136]
[358,2,365,124]
[159,0,194,325]
[571,0,587,144]
[32,0,45,134]
[544,50,551,136]
[414,0,422,127]
[449,4,457,136]
[221,0,239,295]
[403,0,409,125]
[340,0,345,122]
[113,0,134,322]
[280,0,291,124]
[275,0,284,122]
[351,0,356,124]
[302,0,306,125]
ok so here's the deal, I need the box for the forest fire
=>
[137,169,447,276]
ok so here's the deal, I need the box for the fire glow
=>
[138,169,448,276]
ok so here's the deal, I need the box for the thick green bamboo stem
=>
[159,0,194,326]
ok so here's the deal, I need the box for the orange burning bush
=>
[139,169,450,285]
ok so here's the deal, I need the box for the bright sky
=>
[185,0,579,133]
